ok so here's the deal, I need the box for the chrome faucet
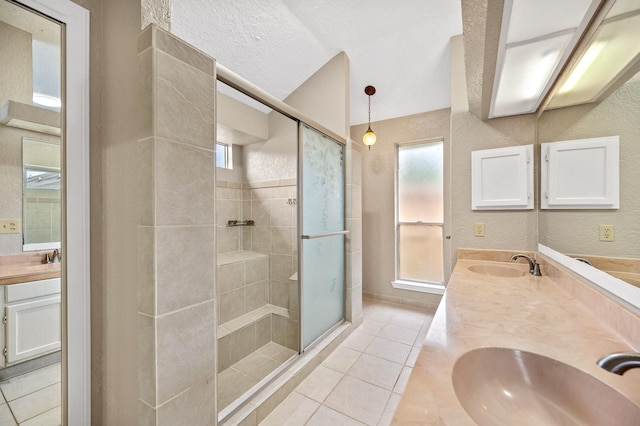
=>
[510,254,542,276]
[597,352,640,375]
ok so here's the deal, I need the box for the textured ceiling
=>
[172,0,463,126]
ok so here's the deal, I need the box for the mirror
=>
[22,138,61,250]
[539,1,640,290]
[0,1,63,424]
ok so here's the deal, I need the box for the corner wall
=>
[352,110,450,309]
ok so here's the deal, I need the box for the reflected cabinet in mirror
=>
[539,0,640,288]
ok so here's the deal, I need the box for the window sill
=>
[391,280,445,295]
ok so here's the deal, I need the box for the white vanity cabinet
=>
[1,278,61,366]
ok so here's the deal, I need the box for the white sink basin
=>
[452,347,640,425]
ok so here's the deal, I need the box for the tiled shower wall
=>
[137,25,216,424]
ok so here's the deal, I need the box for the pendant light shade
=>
[363,85,376,149]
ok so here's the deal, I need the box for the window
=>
[215,142,232,169]
[394,140,444,290]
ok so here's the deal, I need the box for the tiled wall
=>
[216,179,300,358]
[137,25,216,424]
[23,190,61,245]
[217,251,268,325]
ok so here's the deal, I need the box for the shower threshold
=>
[218,341,297,412]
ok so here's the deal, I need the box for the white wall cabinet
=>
[471,144,534,210]
[541,136,619,209]
[1,278,61,366]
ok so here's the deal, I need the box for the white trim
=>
[391,280,446,295]
[23,242,61,252]
[15,1,91,424]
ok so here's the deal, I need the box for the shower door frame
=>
[297,123,348,352]
[215,66,349,418]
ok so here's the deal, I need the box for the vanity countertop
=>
[392,257,640,424]
[0,253,61,286]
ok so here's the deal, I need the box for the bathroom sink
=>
[452,347,640,425]
[467,264,526,278]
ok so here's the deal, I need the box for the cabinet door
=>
[541,136,619,209]
[5,296,61,364]
[471,144,534,210]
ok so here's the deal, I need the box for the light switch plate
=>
[0,219,20,234]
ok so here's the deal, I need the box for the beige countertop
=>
[0,253,61,286]
[392,256,640,425]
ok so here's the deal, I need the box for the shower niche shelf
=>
[226,220,255,227]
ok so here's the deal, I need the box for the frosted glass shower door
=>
[300,125,346,349]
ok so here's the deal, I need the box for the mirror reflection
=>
[539,0,640,289]
[23,138,61,250]
[0,1,63,424]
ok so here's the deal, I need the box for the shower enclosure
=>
[215,80,347,419]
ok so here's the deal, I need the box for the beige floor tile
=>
[0,403,15,426]
[0,364,61,402]
[347,354,403,391]
[342,330,375,352]
[359,319,386,336]
[296,365,343,403]
[405,347,421,367]
[324,376,391,425]
[218,368,257,404]
[377,392,401,426]
[306,405,366,426]
[20,406,61,426]
[257,341,287,358]
[362,304,395,323]
[323,347,361,373]
[388,310,430,331]
[234,353,281,381]
[259,391,319,426]
[377,324,419,346]
[365,337,411,365]
[8,383,60,423]
[393,366,412,395]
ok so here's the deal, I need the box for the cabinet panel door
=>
[6,296,61,363]
[471,145,533,210]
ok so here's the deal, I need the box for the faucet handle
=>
[43,252,52,264]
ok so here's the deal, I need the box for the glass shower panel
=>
[301,125,345,349]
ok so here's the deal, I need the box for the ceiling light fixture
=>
[363,85,376,150]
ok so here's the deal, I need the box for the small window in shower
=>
[215,142,232,169]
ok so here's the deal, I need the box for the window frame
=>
[215,142,232,169]
[392,138,446,294]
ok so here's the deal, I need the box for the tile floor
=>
[219,342,297,411]
[259,298,435,426]
[0,363,61,425]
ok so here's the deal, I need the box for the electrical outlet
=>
[474,223,485,237]
[599,224,614,242]
[0,219,20,234]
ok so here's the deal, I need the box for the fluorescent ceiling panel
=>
[490,0,600,118]
[492,33,573,117]
[549,10,640,109]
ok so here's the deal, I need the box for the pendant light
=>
[363,85,376,150]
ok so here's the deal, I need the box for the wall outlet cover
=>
[0,219,20,234]
[599,224,614,242]
[474,223,485,237]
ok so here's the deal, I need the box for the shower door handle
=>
[301,230,349,240]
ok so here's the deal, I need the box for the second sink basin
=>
[452,347,640,425]
[467,264,526,278]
